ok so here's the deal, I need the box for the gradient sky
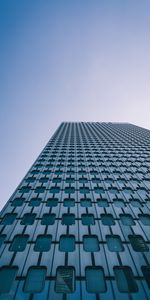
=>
[1,0,150,209]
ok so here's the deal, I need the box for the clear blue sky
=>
[1,0,150,209]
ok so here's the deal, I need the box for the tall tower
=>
[0,122,150,299]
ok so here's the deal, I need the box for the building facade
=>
[0,122,150,300]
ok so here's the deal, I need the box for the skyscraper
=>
[0,122,150,299]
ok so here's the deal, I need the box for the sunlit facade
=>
[0,122,150,299]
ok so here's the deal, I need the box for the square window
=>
[62,214,75,225]
[114,266,138,293]
[63,199,75,207]
[24,267,46,293]
[106,235,124,252]
[55,267,75,293]
[97,199,109,207]
[80,199,92,207]
[139,214,150,226]
[34,187,45,193]
[1,214,17,225]
[129,235,148,252]
[21,213,36,225]
[82,214,95,225]
[101,214,115,226]
[10,235,29,252]
[34,235,52,252]
[59,235,75,252]
[120,214,135,226]
[0,267,18,293]
[41,213,55,225]
[11,198,25,207]
[46,198,58,207]
[113,199,126,207]
[86,267,106,293]
[29,198,41,207]
[141,266,150,288]
[83,235,99,252]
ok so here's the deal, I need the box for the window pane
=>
[114,200,125,207]
[46,198,58,207]
[1,214,17,225]
[55,267,75,293]
[21,213,36,225]
[97,199,109,207]
[86,267,106,293]
[114,267,138,293]
[120,214,135,226]
[41,214,55,225]
[62,214,75,225]
[80,199,92,207]
[59,235,75,252]
[129,235,149,252]
[10,235,29,252]
[82,214,95,225]
[34,235,52,252]
[139,214,150,226]
[83,235,99,252]
[11,198,25,207]
[29,198,41,207]
[106,235,124,252]
[63,199,75,207]
[101,214,115,226]
[24,267,46,293]
[141,266,150,288]
[0,235,6,248]
[0,267,18,293]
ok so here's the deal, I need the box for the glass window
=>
[34,235,52,252]
[1,213,17,225]
[114,199,126,208]
[19,186,30,193]
[97,199,109,207]
[29,197,41,207]
[129,235,149,252]
[41,213,55,225]
[83,235,99,252]
[11,197,25,207]
[65,187,75,194]
[24,267,46,293]
[21,213,36,225]
[0,267,18,293]
[63,199,75,207]
[141,266,150,288]
[0,235,6,248]
[55,267,75,293]
[106,235,124,252]
[114,266,138,293]
[80,199,92,207]
[85,267,106,293]
[59,235,75,252]
[46,198,58,207]
[101,214,115,226]
[139,214,150,226]
[34,187,45,193]
[39,177,48,183]
[131,200,142,208]
[79,177,88,183]
[62,214,75,225]
[82,214,95,225]
[10,235,29,252]
[120,214,135,226]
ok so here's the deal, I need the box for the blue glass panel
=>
[41,213,55,225]
[55,267,75,293]
[86,267,106,293]
[82,214,95,225]
[34,235,52,252]
[0,267,18,293]
[114,267,138,293]
[10,235,29,252]
[59,235,75,252]
[24,267,46,293]
[106,235,124,252]
[120,214,135,226]
[83,236,99,252]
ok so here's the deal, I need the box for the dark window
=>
[86,267,106,293]
[21,213,36,225]
[83,235,99,252]
[106,235,124,252]
[80,199,92,207]
[97,199,109,207]
[41,213,55,225]
[1,213,17,225]
[34,235,52,252]
[0,267,18,293]
[65,187,75,194]
[114,266,138,293]
[139,214,150,226]
[82,214,95,225]
[120,214,135,226]
[34,187,45,193]
[62,214,75,225]
[29,198,41,207]
[55,267,75,293]
[59,235,75,252]
[101,214,115,226]
[129,235,149,252]
[11,197,25,207]
[114,199,126,207]
[141,266,150,288]
[46,198,58,207]
[10,235,29,252]
[39,177,48,183]
[131,200,142,208]
[24,267,46,293]
[19,186,30,193]
[63,199,75,207]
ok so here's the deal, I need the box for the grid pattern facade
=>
[0,122,150,300]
